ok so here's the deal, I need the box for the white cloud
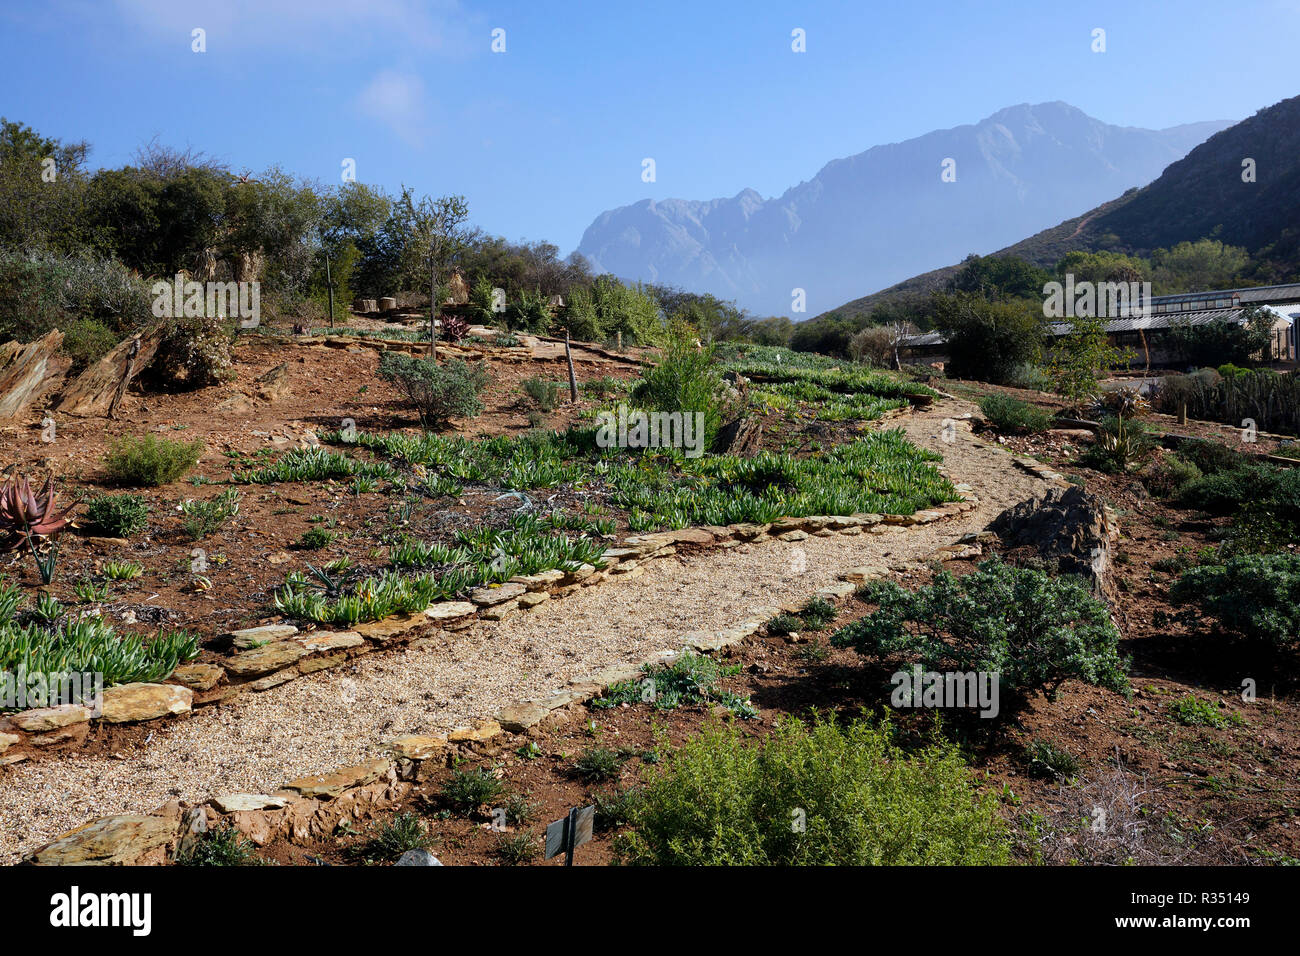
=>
[354,69,434,145]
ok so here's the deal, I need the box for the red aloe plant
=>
[0,474,77,552]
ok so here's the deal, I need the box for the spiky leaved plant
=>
[0,474,77,584]
[440,314,471,344]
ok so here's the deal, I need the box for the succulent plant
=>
[0,474,77,552]
[440,314,471,344]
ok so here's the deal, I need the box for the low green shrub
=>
[1024,739,1080,779]
[978,393,1052,434]
[439,767,506,814]
[521,377,562,412]
[1080,416,1155,473]
[593,651,755,718]
[1170,554,1300,654]
[378,353,489,427]
[615,715,1011,865]
[631,324,728,452]
[102,434,203,486]
[833,559,1130,710]
[177,825,263,866]
[1142,455,1202,499]
[1168,694,1242,729]
[1176,438,1244,476]
[179,489,240,541]
[84,493,150,538]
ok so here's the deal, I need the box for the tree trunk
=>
[565,329,578,402]
[54,322,167,417]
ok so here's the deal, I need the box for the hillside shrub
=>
[1170,554,1300,654]
[1081,416,1156,473]
[931,294,1044,384]
[378,353,488,427]
[832,559,1130,708]
[1142,455,1201,499]
[84,493,150,538]
[521,376,561,412]
[615,715,1010,865]
[978,393,1052,434]
[632,323,727,451]
[102,434,203,486]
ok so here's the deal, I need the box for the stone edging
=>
[19,483,981,863]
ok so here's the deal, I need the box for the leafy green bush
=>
[573,747,626,783]
[615,716,1010,865]
[1168,694,1241,729]
[180,489,240,540]
[521,376,561,412]
[978,393,1052,434]
[1142,455,1202,499]
[632,324,728,452]
[84,493,150,538]
[378,353,488,427]
[102,434,203,486]
[1170,554,1300,653]
[439,767,506,814]
[593,650,755,718]
[833,559,1130,709]
[177,825,263,866]
[1024,739,1080,779]
[61,317,120,372]
[1176,438,1244,476]
[297,526,335,550]
[931,294,1044,385]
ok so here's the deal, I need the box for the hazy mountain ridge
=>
[821,94,1300,320]
[576,102,1232,315]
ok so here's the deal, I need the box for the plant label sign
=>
[544,805,595,865]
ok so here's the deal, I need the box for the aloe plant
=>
[0,474,77,584]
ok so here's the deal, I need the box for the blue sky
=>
[3,0,1298,254]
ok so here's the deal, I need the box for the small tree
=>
[1048,315,1132,409]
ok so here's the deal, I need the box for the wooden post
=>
[1179,403,1188,426]
[564,807,578,866]
[565,329,578,403]
[325,254,335,328]
[429,257,438,363]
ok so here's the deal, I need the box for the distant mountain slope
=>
[576,102,1231,316]
[824,94,1300,320]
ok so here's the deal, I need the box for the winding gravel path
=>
[0,399,1048,862]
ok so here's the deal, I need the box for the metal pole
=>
[564,806,578,866]
[325,254,335,328]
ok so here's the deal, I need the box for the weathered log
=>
[54,322,167,418]
[718,415,765,458]
[0,330,63,419]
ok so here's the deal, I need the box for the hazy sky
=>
[3,0,1297,253]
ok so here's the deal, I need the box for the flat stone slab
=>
[468,582,526,606]
[210,793,289,813]
[842,565,889,583]
[816,581,857,601]
[295,631,364,654]
[225,624,299,649]
[0,732,21,751]
[498,701,552,732]
[447,720,502,744]
[424,601,476,621]
[518,591,549,608]
[170,663,225,692]
[559,563,596,584]
[387,735,447,760]
[9,704,92,732]
[354,614,424,643]
[226,641,307,677]
[29,814,177,865]
[282,759,390,799]
[778,530,809,541]
[101,683,193,723]
[510,569,564,590]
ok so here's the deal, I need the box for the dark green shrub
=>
[1176,438,1244,476]
[978,393,1052,434]
[297,526,335,550]
[521,376,561,412]
[61,317,119,372]
[366,812,431,859]
[84,493,150,537]
[632,324,728,452]
[378,353,488,427]
[439,767,506,814]
[615,715,1010,865]
[1168,694,1241,729]
[102,434,203,486]
[180,488,240,541]
[1170,554,1300,653]
[1024,739,1080,780]
[177,825,263,866]
[573,747,626,783]
[833,559,1130,709]
[1142,455,1202,499]
[931,294,1044,385]
[495,832,539,865]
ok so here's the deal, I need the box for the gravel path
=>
[0,399,1048,862]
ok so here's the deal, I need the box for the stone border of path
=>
[21,484,981,864]
[0,483,979,769]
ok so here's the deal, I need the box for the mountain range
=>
[575,102,1232,316]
